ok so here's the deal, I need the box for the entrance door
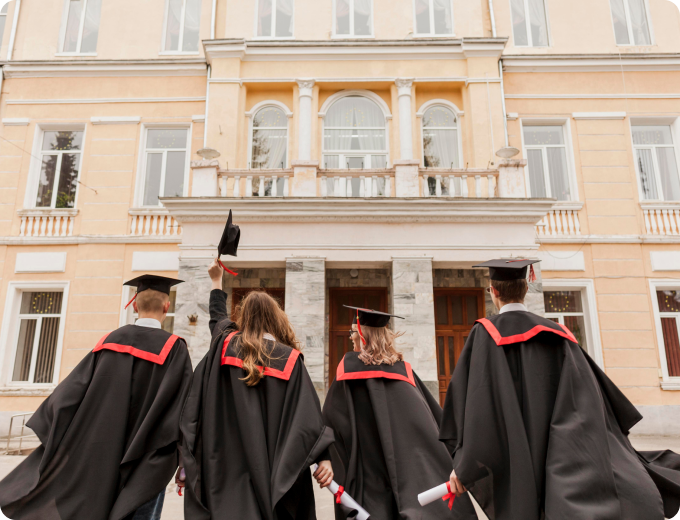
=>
[231,288,285,322]
[329,288,387,383]
[434,289,484,405]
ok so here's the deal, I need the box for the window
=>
[0,4,8,48]
[251,106,289,170]
[610,0,651,45]
[128,288,177,333]
[422,105,460,169]
[61,0,102,54]
[334,0,372,37]
[12,291,64,384]
[655,290,680,379]
[164,0,202,53]
[544,291,589,352]
[510,0,549,46]
[632,125,680,201]
[256,0,293,38]
[414,0,453,36]
[141,128,189,206]
[36,130,83,209]
[323,95,387,170]
[523,125,571,200]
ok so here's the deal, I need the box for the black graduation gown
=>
[322,351,478,520]
[0,324,193,520]
[439,310,680,520]
[180,289,334,520]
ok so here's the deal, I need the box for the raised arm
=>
[208,260,233,335]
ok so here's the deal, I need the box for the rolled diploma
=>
[418,482,451,506]
[312,464,370,520]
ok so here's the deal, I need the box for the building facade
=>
[0,0,679,433]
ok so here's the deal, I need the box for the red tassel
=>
[217,259,238,277]
[529,265,536,283]
[124,293,137,310]
[356,310,366,346]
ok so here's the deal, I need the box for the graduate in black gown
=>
[322,306,478,520]
[441,259,680,520]
[179,260,335,519]
[0,275,193,520]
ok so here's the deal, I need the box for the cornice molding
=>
[2,59,207,78]
[160,197,553,224]
[0,235,181,245]
[502,53,680,73]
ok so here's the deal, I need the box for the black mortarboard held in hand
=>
[473,258,540,282]
[123,274,184,309]
[217,210,240,276]
[344,305,404,345]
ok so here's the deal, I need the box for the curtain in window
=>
[510,0,528,45]
[252,107,288,169]
[13,320,36,382]
[526,149,547,197]
[610,0,630,44]
[324,97,386,153]
[354,0,372,35]
[422,107,459,168]
[627,0,651,45]
[415,0,430,33]
[80,0,102,53]
[165,0,183,50]
[276,0,294,37]
[433,0,452,34]
[528,0,548,46]
[258,0,273,37]
[0,5,8,46]
[63,0,84,52]
[164,151,187,197]
[636,149,659,200]
[546,147,570,200]
[336,0,350,34]
[182,0,202,51]
[661,317,680,377]
[657,147,680,201]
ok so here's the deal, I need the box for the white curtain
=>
[422,107,459,168]
[546,147,570,200]
[182,0,202,51]
[63,0,83,52]
[353,0,372,35]
[433,0,452,33]
[277,0,294,36]
[609,0,630,44]
[252,107,288,169]
[636,149,659,200]
[258,0,272,36]
[627,0,651,44]
[415,0,430,33]
[510,0,528,45]
[80,0,101,52]
[324,96,386,152]
[336,0,349,34]
[526,149,547,197]
[527,0,548,46]
[657,148,680,201]
[165,0,183,50]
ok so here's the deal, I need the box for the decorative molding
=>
[465,77,501,85]
[245,100,293,118]
[507,93,680,100]
[15,252,67,273]
[296,79,316,98]
[416,99,464,118]
[395,77,415,95]
[210,76,470,84]
[90,116,141,125]
[572,112,627,120]
[17,208,78,217]
[318,89,392,119]
[132,251,180,272]
[506,112,519,120]
[2,118,29,126]
[7,97,206,105]
[502,54,680,73]
[536,250,585,271]
[0,236,182,245]
[661,381,680,391]
[650,251,680,271]
[2,59,207,78]
[192,114,206,123]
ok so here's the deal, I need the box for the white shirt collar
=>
[499,303,528,314]
[134,318,162,329]
[263,332,276,342]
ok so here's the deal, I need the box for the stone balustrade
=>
[642,203,680,235]
[218,170,292,198]
[420,169,498,198]
[536,203,583,236]
[129,209,182,236]
[18,209,77,237]
[319,169,394,197]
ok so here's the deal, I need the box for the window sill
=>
[550,200,584,211]
[158,51,201,56]
[54,52,98,57]
[129,207,171,215]
[330,35,376,40]
[661,380,680,391]
[18,208,79,217]
[412,33,456,38]
[640,201,680,209]
[250,37,296,41]
[0,386,56,397]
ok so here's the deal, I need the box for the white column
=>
[297,79,315,161]
[395,78,414,161]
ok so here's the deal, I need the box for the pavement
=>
[0,436,678,520]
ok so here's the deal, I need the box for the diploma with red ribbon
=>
[418,482,457,510]
[311,464,370,520]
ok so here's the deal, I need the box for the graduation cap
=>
[217,210,240,276]
[344,305,404,345]
[473,259,540,282]
[123,275,184,309]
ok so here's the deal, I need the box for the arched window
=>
[251,106,288,169]
[422,105,460,169]
[323,95,387,170]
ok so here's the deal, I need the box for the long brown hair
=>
[357,325,404,366]
[235,291,300,386]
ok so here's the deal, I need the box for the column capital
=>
[395,78,414,97]
[296,79,316,98]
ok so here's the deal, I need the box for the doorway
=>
[231,288,285,322]
[434,289,484,405]
[328,288,388,383]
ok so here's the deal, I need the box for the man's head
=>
[488,278,528,309]
[133,289,171,320]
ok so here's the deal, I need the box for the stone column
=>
[394,159,421,197]
[296,79,315,161]
[285,257,326,398]
[524,261,546,317]
[174,257,215,367]
[497,158,527,197]
[391,256,438,397]
[395,78,415,160]
[290,160,319,196]
[190,159,220,197]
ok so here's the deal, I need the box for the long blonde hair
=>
[357,325,404,366]
[235,291,300,386]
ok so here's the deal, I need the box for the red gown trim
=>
[220,330,300,381]
[335,357,416,387]
[476,317,578,345]
[93,332,180,365]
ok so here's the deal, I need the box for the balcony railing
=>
[641,203,680,235]
[536,203,583,236]
[419,169,498,198]
[129,209,182,237]
[319,169,394,197]
[218,170,292,198]
[18,209,77,237]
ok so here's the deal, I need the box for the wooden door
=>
[329,288,387,383]
[434,289,484,405]
[231,288,285,322]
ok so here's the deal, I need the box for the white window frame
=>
[510,0,551,47]
[0,3,8,50]
[649,279,680,390]
[319,91,392,169]
[253,0,295,40]
[0,281,70,388]
[543,279,604,368]
[412,0,455,37]
[160,0,202,55]
[520,118,579,202]
[246,101,293,170]
[630,118,680,202]
[610,0,654,47]
[120,286,178,332]
[134,124,192,208]
[24,124,87,210]
[57,0,100,56]
[416,99,464,169]
[331,0,374,39]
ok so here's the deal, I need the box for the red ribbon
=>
[217,259,238,277]
[335,486,344,504]
[356,310,366,345]
[124,293,137,310]
[442,482,456,510]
